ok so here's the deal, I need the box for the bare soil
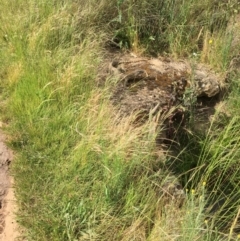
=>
[0,130,20,241]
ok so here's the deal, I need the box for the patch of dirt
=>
[0,130,20,241]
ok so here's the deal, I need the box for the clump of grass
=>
[109,0,239,57]
[1,0,240,240]
[172,104,240,239]
[200,30,233,72]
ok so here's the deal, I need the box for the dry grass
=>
[0,0,240,240]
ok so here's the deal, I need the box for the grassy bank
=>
[1,0,240,240]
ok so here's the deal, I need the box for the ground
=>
[0,129,20,241]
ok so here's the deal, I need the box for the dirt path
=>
[0,130,20,241]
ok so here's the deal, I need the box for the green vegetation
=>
[0,0,240,240]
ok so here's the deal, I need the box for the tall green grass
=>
[1,0,240,240]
